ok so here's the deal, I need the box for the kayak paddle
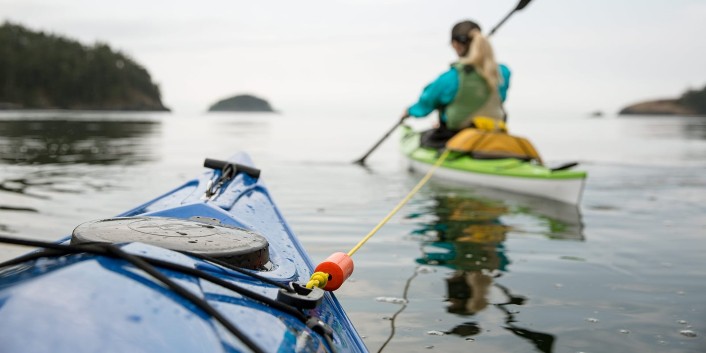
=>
[489,0,534,37]
[353,0,535,165]
[353,119,404,165]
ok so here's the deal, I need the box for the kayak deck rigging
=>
[0,153,367,353]
[0,235,329,353]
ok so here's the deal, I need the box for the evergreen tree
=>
[0,22,167,110]
[679,85,706,114]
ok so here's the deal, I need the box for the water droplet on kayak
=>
[586,318,599,323]
[679,330,697,338]
[376,297,407,304]
[426,330,445,336]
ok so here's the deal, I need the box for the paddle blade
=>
[550,162,579,172]
[515,0,533,10]
[489,0,535,36]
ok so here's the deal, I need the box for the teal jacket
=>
[408,64,511,121]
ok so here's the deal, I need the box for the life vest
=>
[470,116,507,133]
[445,63,505,130]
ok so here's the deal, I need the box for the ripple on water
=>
[426,330,445,336]
[679,330,697,338]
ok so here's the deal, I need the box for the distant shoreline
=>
[619,85,706,117]
[619,99,704,117]
[0,106,170,112]
[0,23,169,112]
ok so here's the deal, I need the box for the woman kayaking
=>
[401,20,511,148]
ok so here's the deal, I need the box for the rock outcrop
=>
[208,94,275,112]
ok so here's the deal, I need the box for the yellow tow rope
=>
[307,149,451,290]
[347,149,451,256]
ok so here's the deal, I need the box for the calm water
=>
[1,111,705,353]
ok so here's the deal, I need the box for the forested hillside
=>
[678,85,706,114]
[0,22,168,111]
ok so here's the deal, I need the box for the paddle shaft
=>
[354,120,403,165]
[489,0,534,36]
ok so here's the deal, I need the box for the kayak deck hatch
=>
[0,153,368,353]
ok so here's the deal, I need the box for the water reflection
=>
[0,117,160,235]
[411,188,583,353]
[625,116,706,141]
[0,118,159,165]
[682,117,706,139]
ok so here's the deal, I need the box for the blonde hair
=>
[458,29,499,90]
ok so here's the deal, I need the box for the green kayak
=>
[400,125,587,205]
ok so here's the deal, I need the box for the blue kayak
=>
[0,152,368,353]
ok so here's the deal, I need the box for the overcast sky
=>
[3,0,706,118]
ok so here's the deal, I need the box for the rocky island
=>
[0,22,168,111]
[208,94,275,112]
[619,85,706,117]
